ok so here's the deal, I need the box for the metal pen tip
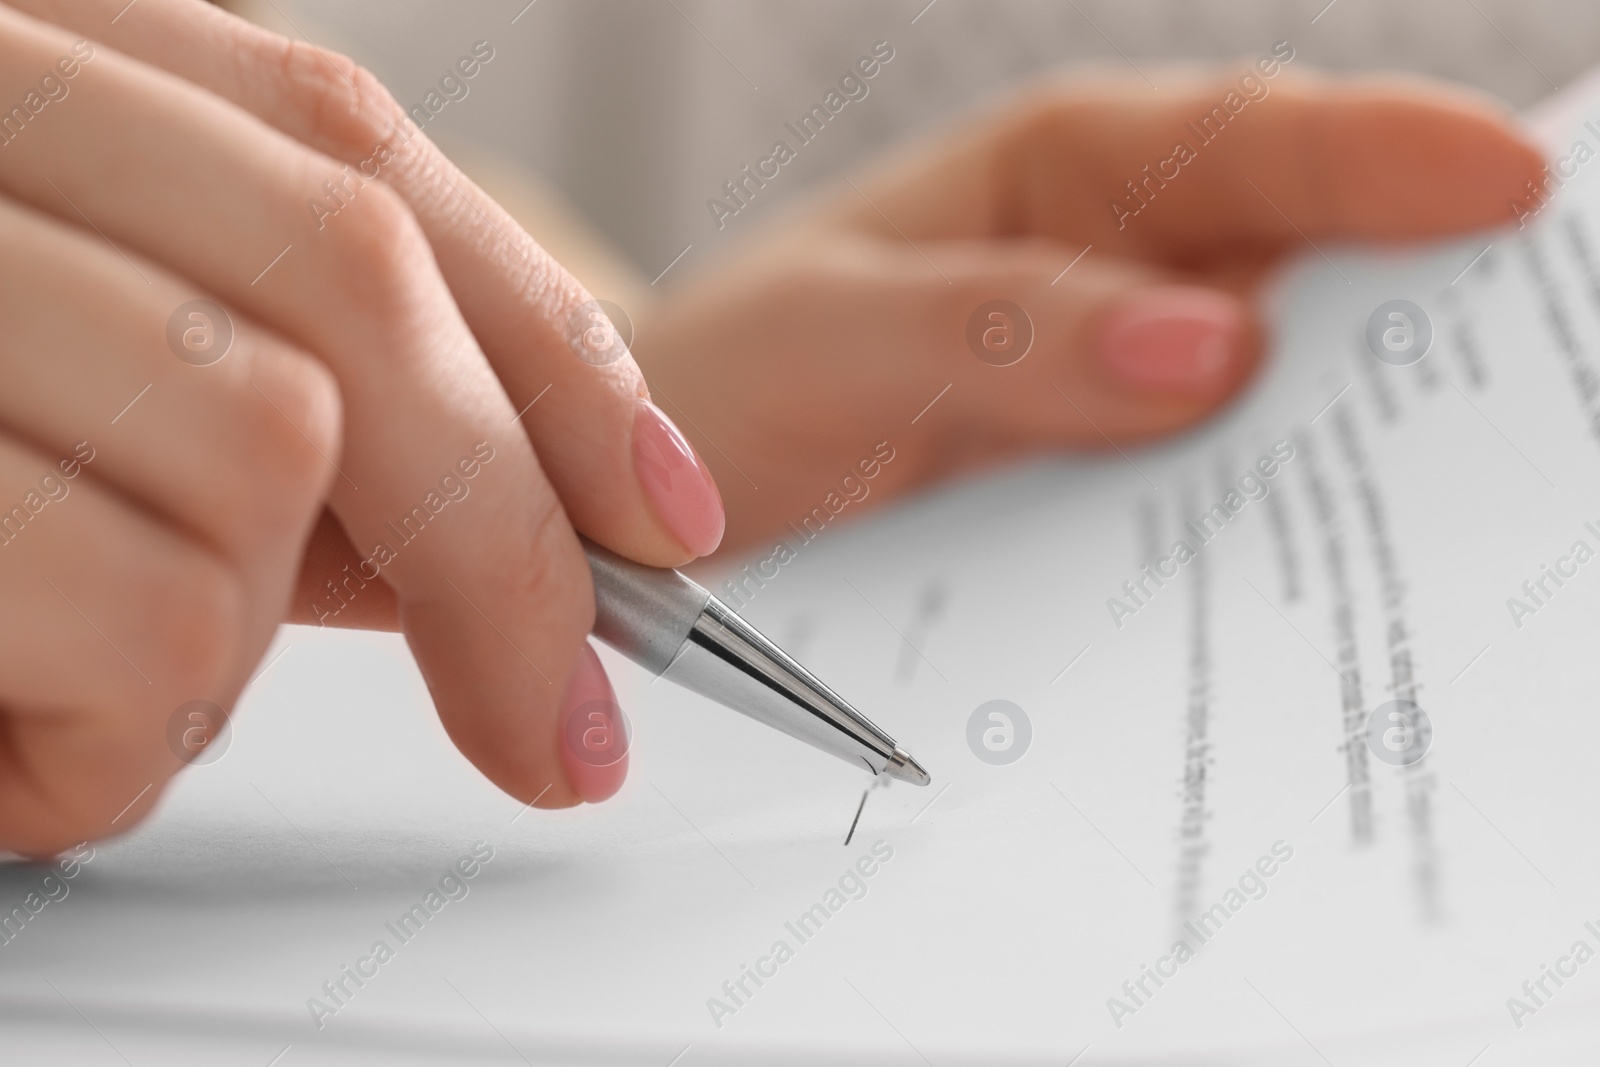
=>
[885,747,931,787]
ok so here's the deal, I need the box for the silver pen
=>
[584,540,931,786]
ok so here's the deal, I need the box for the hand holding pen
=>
[0,0,1542,854]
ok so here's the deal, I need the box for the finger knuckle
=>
[321,180,435,328]
[488,487,593,626]
[272,40,439,330]
[241,348,343,522]
[277,38,405,165]
[141,551,244,697]
[998,88,1093,173]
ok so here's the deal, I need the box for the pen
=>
[583,540,931,786]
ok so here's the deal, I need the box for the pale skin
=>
[641,72,1545,549]
[0,0,1543,854]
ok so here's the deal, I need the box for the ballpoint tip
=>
[885,747,931,787]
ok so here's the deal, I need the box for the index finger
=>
[15,0,725,566]
[852,70,1546,257]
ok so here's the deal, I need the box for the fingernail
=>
[633,398,725,556]
[559,643,629,803]
[1093,286,1244,396]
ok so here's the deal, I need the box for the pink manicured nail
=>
[1094,287,1244,395]
[559,643,629,803]
[633,398,725,557]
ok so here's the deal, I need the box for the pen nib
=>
[884,747,931,787]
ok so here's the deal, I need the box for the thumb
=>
[936,241,1262,452]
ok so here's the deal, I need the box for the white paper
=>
[10,98,1600,1067]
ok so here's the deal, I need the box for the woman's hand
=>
[639,71,1544,552]
[0,0,725,852]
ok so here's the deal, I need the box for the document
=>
[8,88,1600,1067]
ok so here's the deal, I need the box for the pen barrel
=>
[583,539,710,674]
[662,598,903,774]
[581,539,926,784]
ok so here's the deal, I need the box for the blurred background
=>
[235,0,1595,295]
